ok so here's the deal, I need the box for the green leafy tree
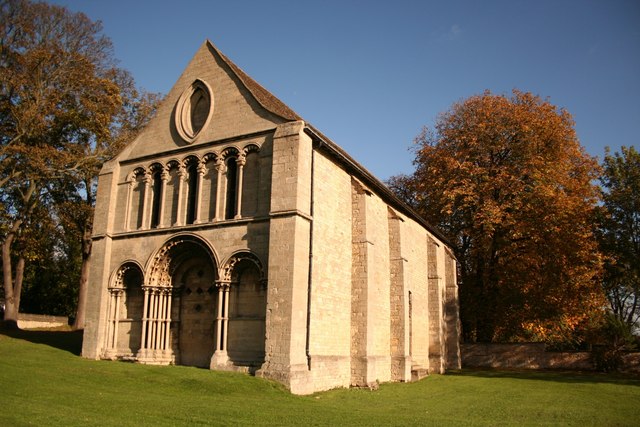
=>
[391,90,605,343]
[598,146,640,332]
[0,0,158,327]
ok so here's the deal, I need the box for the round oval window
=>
[175,80,213,143]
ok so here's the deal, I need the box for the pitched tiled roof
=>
[207,40,302,122]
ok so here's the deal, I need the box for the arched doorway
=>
[227,259,266,365]
[173,249,217,367]
[104,262,144,359]
[211,252,266,370]
[139,235,217,367]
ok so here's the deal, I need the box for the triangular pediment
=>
[119,40,301,160]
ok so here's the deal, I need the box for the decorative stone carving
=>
[220,252,265,283]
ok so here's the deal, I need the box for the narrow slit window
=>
[225,158,237,220]
[150,171,162,228]
[186,163,198,224]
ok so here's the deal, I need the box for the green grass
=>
[1,329,639,426]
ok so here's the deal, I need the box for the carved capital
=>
[215,280,231,290]
[177,164,187,179]
[161,168,170,182]
[143,172,153,186]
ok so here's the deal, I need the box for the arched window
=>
[167,163,181,226]
[227,258,266,365]
[106,263,144,357]
[241,151,259,217]
[202,156,218,222]
[175,79,213,143]
[190,87,210,135]
[225,157,238,220]
[150,170,163,228]
[186,162,198,224]
[133,173,145,230]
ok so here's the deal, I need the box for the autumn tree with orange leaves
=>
[0,0,158,328]
[390,90,605,343]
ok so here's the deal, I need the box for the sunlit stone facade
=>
[82,41,461,394]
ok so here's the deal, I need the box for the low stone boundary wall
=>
[462,343,640,374]
[462,343,593,370]
[621,353,640,373]
[17,313,69,329]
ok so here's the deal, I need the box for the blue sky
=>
[51,0,639,181]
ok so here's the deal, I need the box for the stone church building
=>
[82,40,461,394]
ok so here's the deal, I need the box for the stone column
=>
[234,154,245,219]
[210,281,230,368]
[112,290,122,350]
[138,286,150,359]
[104,290,114,352]
[222,285,230,351]
[104,288,122,358]
[175,164,187,226]
[138,285,174,364]
[124,177,135,232]
[194,161,207,223]
[163,288,173,352]
[158,168,169,228]
[154,289,163,350]
[214,158,225,222]
[141,172,152,230]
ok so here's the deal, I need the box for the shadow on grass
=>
[0,325,83,356]
[453,367,640,386]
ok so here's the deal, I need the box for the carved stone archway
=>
[137,235,218,366]
[210,252,266,371]
[104,262,144,359]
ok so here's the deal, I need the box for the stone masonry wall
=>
[400,217,430,370]
[82,161,120,359]
[388,208,411,381]
[366,189,391,374]
[126,42,282,160]
[462,343,640,374]
[259,121,313,394]
[444,252,461,369]
[427,236,445,374]
[350,179,369,386]
[350,179,392,386]
[308,151,352,390]
[17,313,68,329]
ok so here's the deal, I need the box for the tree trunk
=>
[1,224,19,328]
[73,226,93,330]
[14,257,25,314]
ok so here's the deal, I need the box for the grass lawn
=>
[1,328,639,426]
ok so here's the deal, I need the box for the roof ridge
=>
[206,40,301,122]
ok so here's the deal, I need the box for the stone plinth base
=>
[411,365,429,381]
[136,349,175,365]
[391,355,412,382]
[256,363,313,395]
